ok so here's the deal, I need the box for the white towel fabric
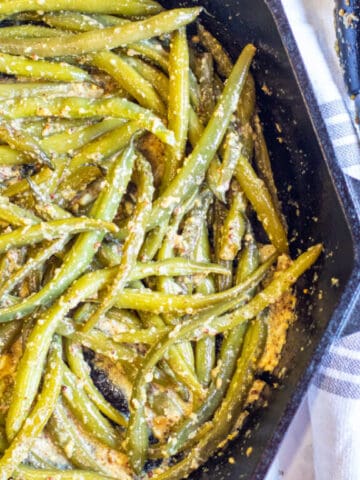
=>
[267,335,360,480]
[265,1,360,479]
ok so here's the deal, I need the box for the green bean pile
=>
[0,2,322,479]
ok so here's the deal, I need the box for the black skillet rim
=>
[247,0,360,477]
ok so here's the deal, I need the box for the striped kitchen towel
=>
[266,0,360,479]
[268,334,360,480]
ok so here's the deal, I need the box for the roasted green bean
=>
[219,189,246,261]
[0,217,117,255]
[0,0,163,16]
[193,220,216,387]
[0,8,201,57]
[197,52,216,124]
[0,53,90,83]
[1,338,63,475]
[207,128,243,202]
[197,24,233,78]
[0,97,174,146]
[253,113,286,228]
[40,118,124,156]
[90,52,166,117]
[0,25,64,39]
[161,27,190,189]
[14,466,114,480]
[0,82,102,100]
[234,147,288,252]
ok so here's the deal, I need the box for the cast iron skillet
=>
[155,1,360,479]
